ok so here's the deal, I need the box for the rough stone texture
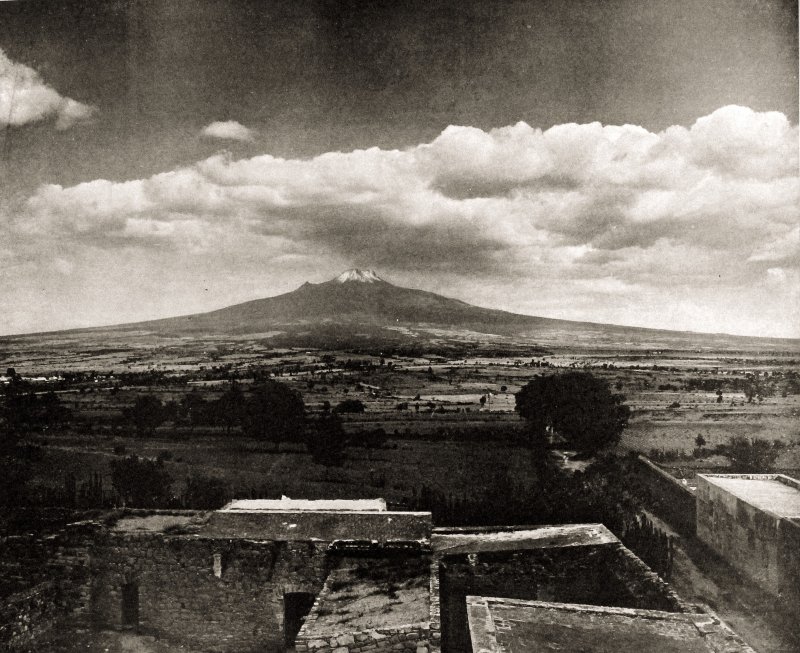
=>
[696,474,800,609]
[0,521,97,652]
[467,597,756,653]
[297,554,431,653]
[428,557,441,653]
[437,542,687,653]
[635,456,697,537]
[89,530,330,653]
[0,582,63,652]
[298,622,429,653]
[205,509,432,542]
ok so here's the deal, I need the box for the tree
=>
[184,473,229,508]
[723,436,780,472]
[124,395,166,436]
[240,380,305,444]
[304,413,347,466]
[215,382,246,434]
[333,399,365,414]
[110,455,173,507]
[515,372,630,454]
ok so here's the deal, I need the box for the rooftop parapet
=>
[467,596,756,653]
[697,474,800,520]
[206,499,431,542]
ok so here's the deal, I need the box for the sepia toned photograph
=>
[0,1,798,651]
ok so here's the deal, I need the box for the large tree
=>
[515,372,630,454]
[110,455,173,508]
[240,379,305,444]
[124,395,167,436]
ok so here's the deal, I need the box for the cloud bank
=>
[201,120,256,142]
[5,105,799,337]
[0,49,96,129]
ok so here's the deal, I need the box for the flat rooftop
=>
[700,475,800,519]
[432,523,617,555]
[220,498,387,512]
[467,597,755,653]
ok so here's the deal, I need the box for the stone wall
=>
[777,517,800,609]
[437,543,687,653]
[427,557,441,653]
[696,475,800,610]
[0,521,96,652]
[296,624,430,653]
[0,582,63,652]
[207,510,432,542]
[90,530,330,653]
[634,456,697,536]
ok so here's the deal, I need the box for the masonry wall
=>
[297,624,430,653]
[0,520,96,652]
[437,544,686,653]
[0,582,64,653]
[90,531,330,653]
[634,456,696,536]
[207,511,432,542]
[696,475,800,609]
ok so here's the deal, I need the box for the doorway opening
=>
[121,582,139,627]
[283,591,316,647]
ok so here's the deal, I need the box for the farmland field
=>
[4,333,798,505]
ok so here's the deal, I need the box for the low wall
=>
[633,456,696,536]
[296,624,430,653]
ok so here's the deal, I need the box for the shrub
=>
[333,399,366,414]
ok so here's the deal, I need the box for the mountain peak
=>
[334,269,384,284]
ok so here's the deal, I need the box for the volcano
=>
[18,269,799,351]
[119,268,559,335]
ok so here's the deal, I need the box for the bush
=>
[722,437,780,472]
[305,414,347,466]
[183,473,229,508]
[110,455,173,508]
[333,399,366,414]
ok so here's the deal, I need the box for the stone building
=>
[2,498,756,653]
[696,473,800,608]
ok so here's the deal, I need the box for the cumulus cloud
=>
[10,105,800,337]
[201,120,256,142]
[0,49,96,129]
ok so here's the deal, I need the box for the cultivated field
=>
[4,333,799,504]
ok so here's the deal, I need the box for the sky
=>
[0,0,798,338]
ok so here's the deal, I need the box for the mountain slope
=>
[16,269,798,350]
[117,269,560,335]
